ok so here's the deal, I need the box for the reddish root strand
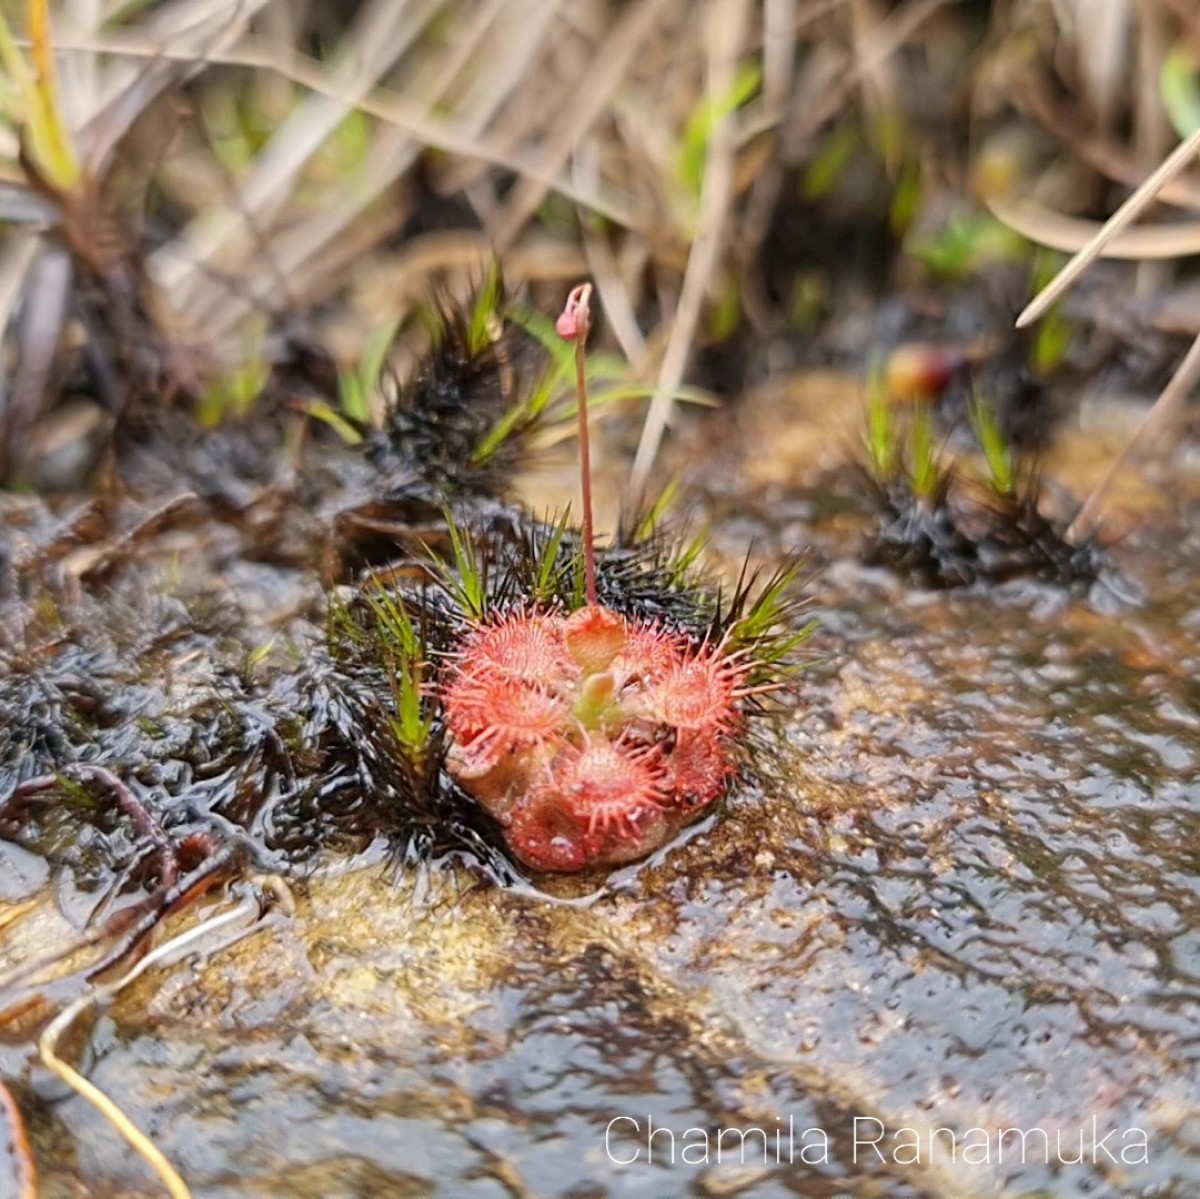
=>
[12,766,178,888]
[0,1081,37,1199]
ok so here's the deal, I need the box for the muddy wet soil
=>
[2,374,1199,1198]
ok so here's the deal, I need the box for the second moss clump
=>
[860,388,1102,589]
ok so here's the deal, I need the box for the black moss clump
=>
[862,470,1104,590]
[864,472,980,589]
[857,397,1103,591]
[0,590,262,904]
[0,583,514,889]
[969,484,1106,585]
[366,277,542,505]
[0,508,808,897]
[332,276,551,581]
[863,480,1107,589]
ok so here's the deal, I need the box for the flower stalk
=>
[555,282,597,606]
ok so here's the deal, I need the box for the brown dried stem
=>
[0,1081,37,1199]
[12,766,178,888]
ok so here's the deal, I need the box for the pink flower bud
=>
[555,282,593,343]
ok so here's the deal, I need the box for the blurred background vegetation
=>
[2,0,1199,492]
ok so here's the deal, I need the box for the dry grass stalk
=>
[1017,123,1200,327]
[38,894,268,1199]
[1007,13,1200,540]
[488,0,674,250]
[986,194,1200,258]
[630,0,751,497]
[33,20,641,327]
[1066,326,1200,543]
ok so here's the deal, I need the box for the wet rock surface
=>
[2,376,1200,1198]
